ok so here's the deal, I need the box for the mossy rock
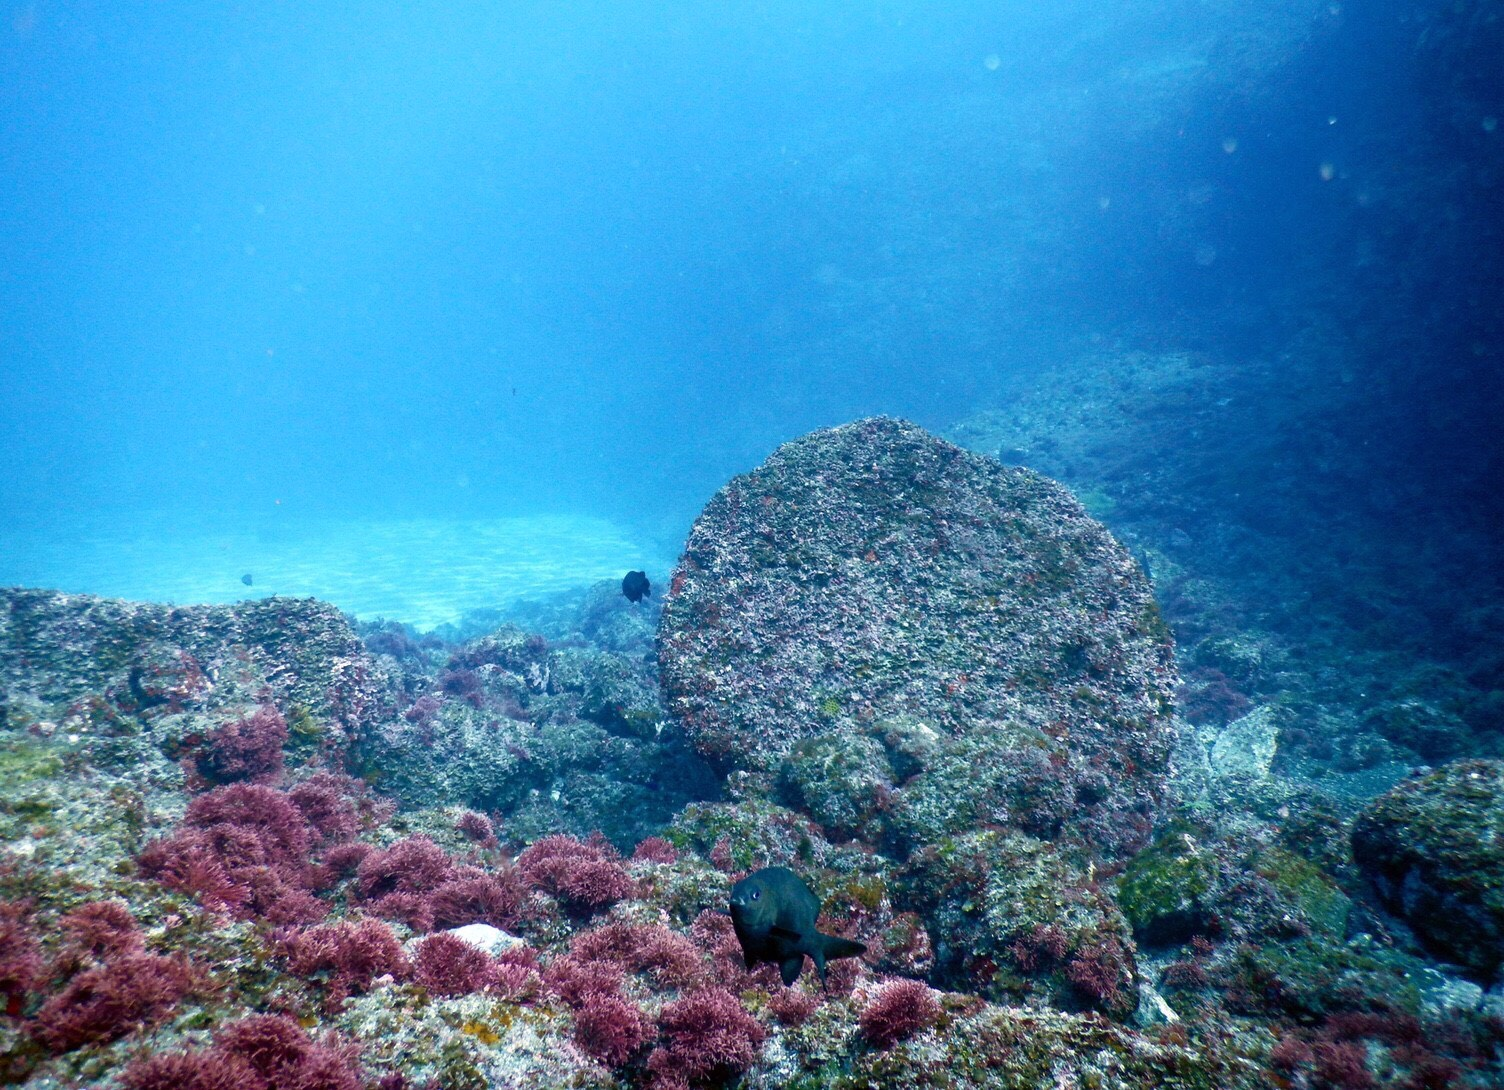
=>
[570,650,663,740]
[664,800,825,872]
[1352,758,1504,977]
[779,731,895,841]
[1221,937,1422,1020]
[1252,847,1349,940]
[1116,823,1218,945]
[833,1001,1271,1089]
[903,830,1137,1019]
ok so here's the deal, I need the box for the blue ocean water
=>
[1,1,1499,629]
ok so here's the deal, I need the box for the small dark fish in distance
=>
[621,570,650,603]
[729,865,866,986]
[241,573,254,586]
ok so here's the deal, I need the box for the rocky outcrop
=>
[658,418,1180,858]
[0,589,390,763]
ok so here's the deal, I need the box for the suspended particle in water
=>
[1221,136,1238,154]
[1193,244,1217,267]
[1319,162,1335,181]
[1483,117,1498,133]
[983,54,1001,71]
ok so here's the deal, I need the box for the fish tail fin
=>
[809,933,866,989]
[820,933,866,959]
[818,933,867,964]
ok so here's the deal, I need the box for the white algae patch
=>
[443,923,525,956]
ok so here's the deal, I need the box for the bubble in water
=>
[1221,136,1238,154]
[983,54,1001,71]
[1319,162,1335,181]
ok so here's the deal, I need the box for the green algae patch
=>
[336,990,602,1090]
[1254,847,1349,939]
[1353,758,1504,976]
[0,736,64,786]
[1223,937,1422,1020]
[0,735,70,825]
[779,731,895,842]
[287,702,324,739]
[827,1002,1271,1090]
[665,799,823,873]
[1116,824,1218,945]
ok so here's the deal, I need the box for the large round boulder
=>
[658,418,1179,857]
[1352,759,1504,978]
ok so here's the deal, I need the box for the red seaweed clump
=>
[766,985,820,1026]
[33,951,194,1053]
[437,667,486,708]
[688,909,756,989]
[545,953,626,1007]
[277,918,409,1005]
[858,978,941,1048]
[646,987,765,1090]
[197,705,289,784]
[119,1050,257,1090]
[517,834,634,913]
[351,836,530,934]
[631,837,678,864]
[0,902,43,1016]
[491,946,543,1002]
[411,933,498,997]
[119,1013,363,1090]
[1266,1008,1504,1090]
[544,952,652,1066]
[427,868,525,930]
[2,897,193,1055]
[356,836,453,901]
[55,900,143,971]
[574,990,654,1067]
[288,773,366,843]
[137,783,328,924]
[570,920,705,990]
[456,809,497,845]
[1064,933,1135,1017]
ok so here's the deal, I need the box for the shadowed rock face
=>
[657,417,1180,858]
[1352,759,1504,979]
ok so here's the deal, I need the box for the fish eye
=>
[751,889,760,900]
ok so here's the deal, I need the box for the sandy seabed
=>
[1,511,664,630]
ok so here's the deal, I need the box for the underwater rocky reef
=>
[2,419,1501,1089]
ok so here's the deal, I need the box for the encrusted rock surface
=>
[0,588,390,763]
[1352,758,1504,977]
[658,417,1179,856]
